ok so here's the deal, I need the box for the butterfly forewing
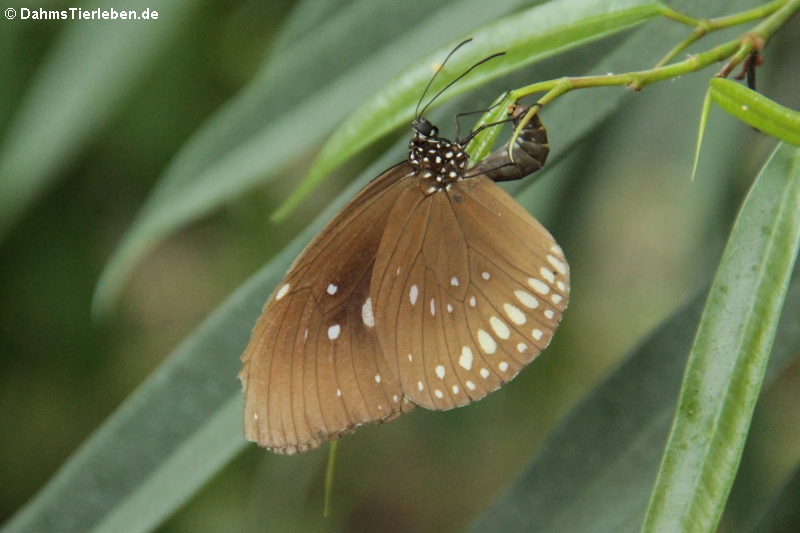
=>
[239,163,416,454]
[372,175,569,409]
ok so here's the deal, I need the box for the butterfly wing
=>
[371,176,569,410]
[239,163,416,454]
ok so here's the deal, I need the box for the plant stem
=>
[718,0,800,76]
[323,440,338,518]
[656,0,785,67]
[505,0,799,146]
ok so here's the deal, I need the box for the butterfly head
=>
[412,117,438,138]
[409,118,470,194]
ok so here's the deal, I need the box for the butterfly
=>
[239,51,568,455]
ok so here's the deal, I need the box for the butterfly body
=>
[409,117,470,194]
[240,105,568,454]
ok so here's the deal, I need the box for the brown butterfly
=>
[239,66,568,455]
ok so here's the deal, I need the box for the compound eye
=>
[413,118,434,137]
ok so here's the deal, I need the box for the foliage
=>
[1,1,799,532]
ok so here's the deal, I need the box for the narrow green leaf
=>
[0,0,196,240]
[464,91,516,162]
[709,78,800,146]
[692,88,713,182]
[0,141,405,533]
[642,143,800,533]
[470,281,800,533]
[470,248,800,533]
[90,396,245,533]
[271,0,662,222]
[91,0,541,317]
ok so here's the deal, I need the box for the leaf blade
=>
[642,143,800,533]
[709,78,800,146]
[91,0,545,316]
[272,0,662,221]
[470,223,800,533]
[0,0,196,240]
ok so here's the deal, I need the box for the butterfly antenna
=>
[415,38,474,119]
[417,50,506,120]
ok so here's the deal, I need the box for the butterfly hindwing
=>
[239,163,416,454]
[372,175,569,410]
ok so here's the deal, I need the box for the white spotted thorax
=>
[409,118,470,195]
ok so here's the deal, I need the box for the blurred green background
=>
[1,1,800,532]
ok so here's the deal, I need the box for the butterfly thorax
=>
[409,119,469,195]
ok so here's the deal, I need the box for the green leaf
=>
[0,131,411,533]
[0,0,196,241]
[692,88,713,182]
[469,289,800,533]
[91,0,545,317]
[464,91,516,162]
[642,143,800,533]
[709,77,800,146]
[469,239,800,533]
[271,0,662,222]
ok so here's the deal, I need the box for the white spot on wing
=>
[544,309,555,319]
[533,329,543,340]
[490,317,510,339]
[328,324,340,340]
[375,374,381,383]
[430,298,435,316]
[254,413,258,420]
[551,244,563,254]
[436,365,445,379]
[499,361,509,372]
[362,297,375,327]
[515,290,539,309]
[393,395,398,403]
[410,285,419,305]
[466,380,476,390]
[504,303,526,325]
[480,368,490,378]
[327,283,337,295]
[451,276,459,286]
[453,385,459,394]
[418,381,424,391]
[447,303,453,313]
[276,283,290,300]
[552,294,563,304]
[459,347,473,370]
[435,389,444,399]
[408,353,413,362]
[337,389,342,397]
[557,281,566,292]
[540,268,554,283]
[517,343,528,353]
[548,254,567,274]
[528,278,550,294]
[477,330,497,354]
[469,296,476,307]
[482,272,490,280]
